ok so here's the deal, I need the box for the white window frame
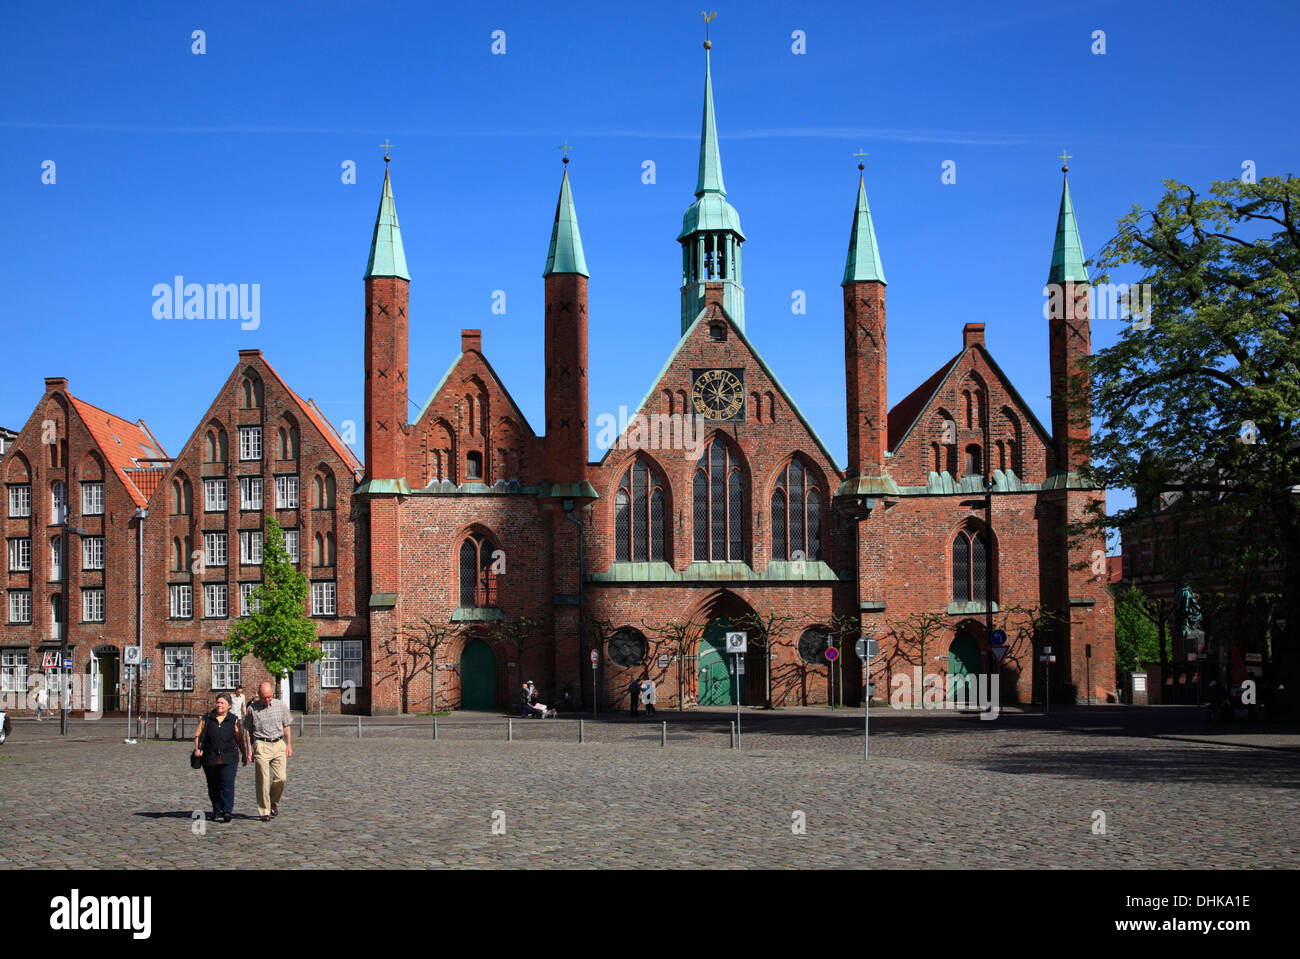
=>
[238,427,263,462]
[204,531,227,567]
[274,475,299,509]
[282,529,299,565]
[8,484,31,518]
[239,582,260,617]
[240,530,263,565]
[311,581,337,617]
[0,649,28,693]
[203,583,227,618]
[81,536,105,571]
[7,537,31,573]
[80,481,105,516]
[320,639,361,689]
[239,476,263,511]
[164,646,194,691]
[203,479,227,512]
[81,587,105,623]
[210,645,240,690]
[7,590,32,625]
[50,538,62,581]
[51,482,66,524]
[169,584,193,619]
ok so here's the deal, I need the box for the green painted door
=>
[947,632,982,699]
[460,640,496,710]
[697,618,744,706]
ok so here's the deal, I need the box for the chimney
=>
[238,349,262,359]
[963,323,985,350]
[44,377,68,393]
[461,329,482,354]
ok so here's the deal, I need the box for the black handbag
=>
[190,716,205,769]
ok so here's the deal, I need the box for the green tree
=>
[226,517,323,698]
[1111,585,1163,674]
[1080,174,1300,699]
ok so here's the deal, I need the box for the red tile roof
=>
[123,468,168,501]
[68,396,169,507]
[257,356,364,478]
[887,350,963,451]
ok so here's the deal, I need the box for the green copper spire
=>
[365,166,410,281]
[543,164,589,278]
[842,173,886,285]
[1048,173,1089,284]
[696,45,726,198]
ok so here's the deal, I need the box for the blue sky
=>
[3,0,1297,544]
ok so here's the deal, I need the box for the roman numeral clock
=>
[691,368,745,421]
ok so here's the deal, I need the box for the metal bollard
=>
[661,721,667,747]
[357,716,362,740]
[579,719,585,744]
[171,717,177,740]
[729,721,736,749]
[154,717,159,740]
[433,716,438,740]
[508,718,513,742]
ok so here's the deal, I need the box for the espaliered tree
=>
[825,612,863,708]
[490,615,538,697]
[641,615,707,711]
[734,609,803,709]
[1078,174,1300,704]
[387,618,465,714]
[226,517,323,705]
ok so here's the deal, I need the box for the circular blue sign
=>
[991,629,1007,647]
[825,647,839,662]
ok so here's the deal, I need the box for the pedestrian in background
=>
[641,677,656,718]
[229,685,247,719]
[34,686,48,721]
[628,677,640,717]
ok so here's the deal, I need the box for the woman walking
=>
[193,693,248,822]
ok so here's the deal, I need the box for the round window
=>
[607,627,649,668]
[797,626,831,665]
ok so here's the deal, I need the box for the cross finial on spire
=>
[702,10,716,48]
[1059,149,1072,173]
[853,148,868,172]
[559,140,573,165]
[380,138,394,164]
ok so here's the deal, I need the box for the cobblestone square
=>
[2,707,1296,869]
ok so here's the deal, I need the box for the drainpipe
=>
[135,507,146,731]
[562,500,586,709]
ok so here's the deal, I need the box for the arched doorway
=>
[698,616,746,706]
[948,631,982,688]
[460,639,496,710]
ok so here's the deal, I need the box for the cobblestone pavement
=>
[1,707,1296,869]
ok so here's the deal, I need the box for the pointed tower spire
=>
[843,165,886,285]
[1048,156,1088,284]
[678,35,745,336]
[543,162,589,277]
[365,166,410,281]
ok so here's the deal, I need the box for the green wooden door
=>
[460,640,496,710]
[947,632,982,700]
[697,618,743,706]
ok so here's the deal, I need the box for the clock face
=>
[691,368,745,421]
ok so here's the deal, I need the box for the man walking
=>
[243,681,292,822]
[229,685,247,719]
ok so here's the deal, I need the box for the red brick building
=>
[1,40,1115,717]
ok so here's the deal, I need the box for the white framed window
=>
[240,530,263,565]
[203,583,227,618]
[283,529,299,565]
[211,645,240,689]
[274,475,299,509]
[51,482,66,524]
[311,581,336,616]
[239,476,263,511]
[7,590,32,624]
[7,538,31,572]
[81,588,105,623]
[238,427,262,462]
[80,481,105,516]
[8,485,31,518]
[204,531,227,567]
[321,639,362,689]
[164,646,194,691]
[1,649,28,693]
[169,584,193,619]
[81,536,104,571]
[50,538,62,581]
[203,479,227,512]
[239,582,261,617]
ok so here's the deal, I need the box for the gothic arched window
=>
[459,531,498,608]
[693,439,745,562]
[952,527,991,603]
[614,460,666,562]
[771,459,823,561]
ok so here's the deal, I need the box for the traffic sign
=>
[725,632,747,654]
[589,649,598,665]
[736,659,745,674]
[991,629,1007,647]
[855,637,879,660]
[1042,646,1052,655]
[992,646,1008,662]
[1038,654,1056,663]
[825,646,839,662]
[63,658,73,669]
[124,645,142,665]
[142,658,153,671]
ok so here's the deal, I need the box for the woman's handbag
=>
[190,715,205,768]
